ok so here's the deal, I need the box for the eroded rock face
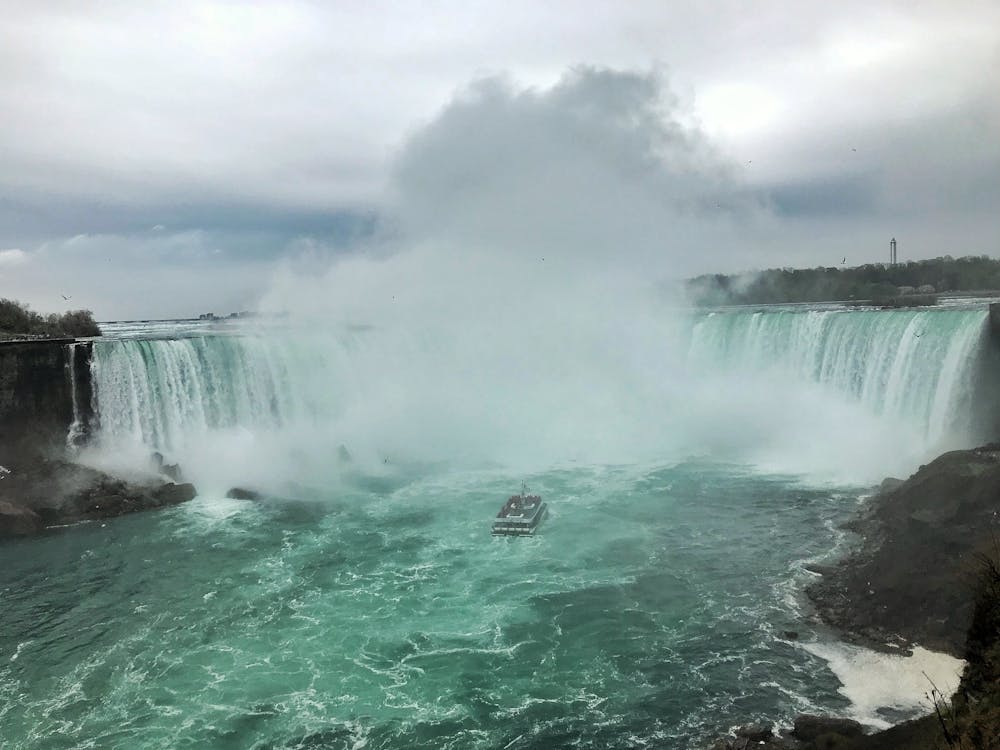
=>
[808,445,1000,655]
[0,457,196,539]
[0,341,94,454]
[792,715,864,742]
[0,500,43,537]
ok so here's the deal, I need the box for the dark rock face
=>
[151,452,183,482]
[0,500,43,537]
[736,723,773,742]
[808,446,1000,655]
[0,340,94,454]
[709,727,800,749]
[0,457,196,538]
[792,715,864,742]
[226,487,262,501]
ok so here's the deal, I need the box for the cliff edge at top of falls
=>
[0,455,196,539]
[807,444,1000,657]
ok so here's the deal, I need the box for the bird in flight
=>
[841,257,846,264]
[61,294,72,301]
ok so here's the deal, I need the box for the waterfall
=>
[687,307,989,444]
[65,342,86,450]
[91,334,331,452]
[86,307,994,483]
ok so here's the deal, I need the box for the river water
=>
[0,304,983,748]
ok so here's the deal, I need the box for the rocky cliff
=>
[807,445,1000,656]
[711,445,1000,749]
[0,338,196,539]
[0,339,94,456]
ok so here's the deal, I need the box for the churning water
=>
[1,304,984,748]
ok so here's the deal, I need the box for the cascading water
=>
[93,335,305,450]
[64,342,85,450]
[88,305,993,487]
[9,307,989,750]
[687,306,989,446]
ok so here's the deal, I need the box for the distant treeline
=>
[0,298,101,339]
[686,255,1000,306]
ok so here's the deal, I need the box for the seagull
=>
[61,294,71,301]
[841,257,846,264]
[851,148,857,152]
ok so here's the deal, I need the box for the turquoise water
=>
[1,463,858,749]
[2,305,991,748]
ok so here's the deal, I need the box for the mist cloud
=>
[390,67,760,275]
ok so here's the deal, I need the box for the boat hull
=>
[491,502,547,536]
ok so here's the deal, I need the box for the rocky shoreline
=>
[711,445,1000,749]
[0,453,196,538]
[805,445,1000,657]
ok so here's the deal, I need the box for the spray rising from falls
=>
[87,306,993,488]
[688,307,989,446]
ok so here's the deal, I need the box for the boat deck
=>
[492,492,547,536]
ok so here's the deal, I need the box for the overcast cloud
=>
[0,0,997,318]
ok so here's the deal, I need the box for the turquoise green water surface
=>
[1,463,859,749]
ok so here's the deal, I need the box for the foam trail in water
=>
[803,642,965,729]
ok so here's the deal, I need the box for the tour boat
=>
[491,483,547,536]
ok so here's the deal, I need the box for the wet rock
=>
[708,729,800,749]
[151,482,196,506]
[0,454,198,537]
[792,715,864,743]
[807,446,1000,655]
[151,451,182,482]
[226,487,262,501]
[736,723,773,741]
[877,476,903,494]
[0,500,43,537]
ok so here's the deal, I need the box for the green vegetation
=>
[686,255,1000,306]
[0,298,101,339]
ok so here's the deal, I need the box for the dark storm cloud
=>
[0,192,376,259]
[766,175,880,218]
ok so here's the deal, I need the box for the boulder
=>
[0,454,199,537]
[0,500,43,537]
[877,477,903,494]
[226,487,262,501]
[736,723,773,741]
[151,451,182,481]
[151,482,196,506]
[792,715,864,742]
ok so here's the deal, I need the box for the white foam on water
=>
[803,641,965,729]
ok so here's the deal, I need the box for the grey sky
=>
[0,0,997,318]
